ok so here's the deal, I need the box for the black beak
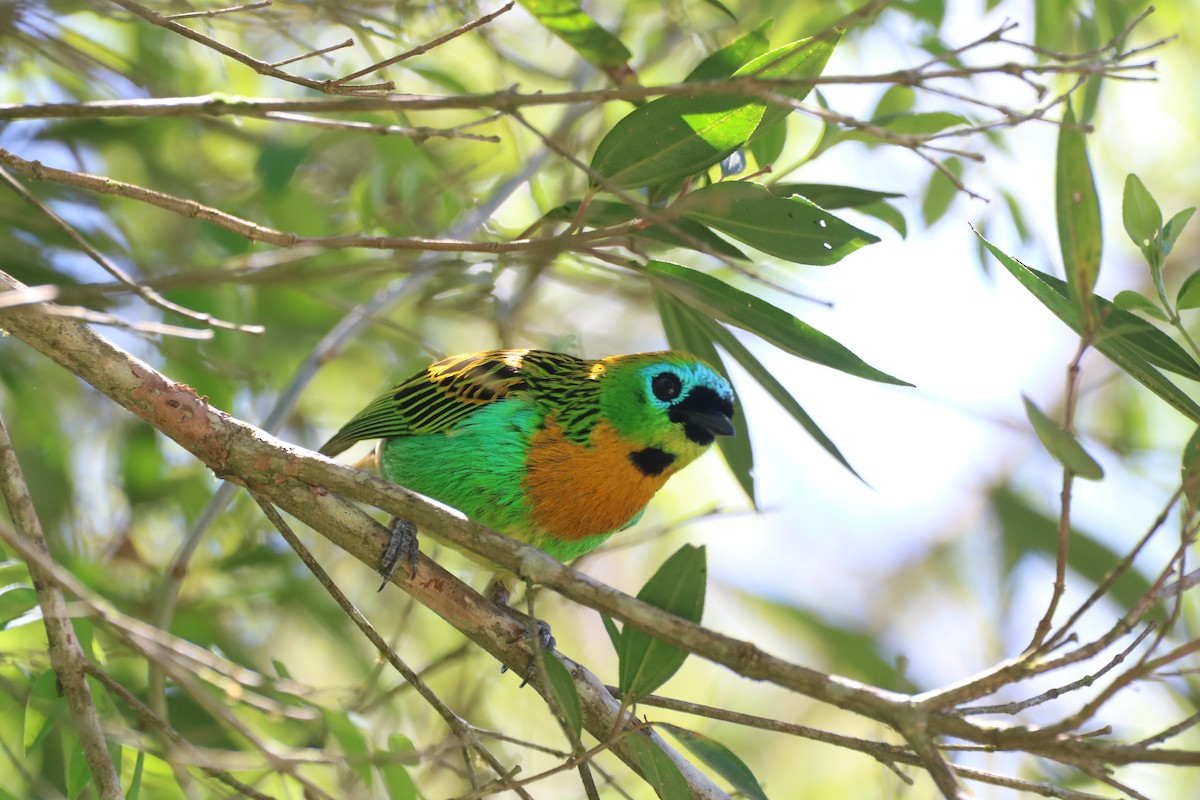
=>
[680,410,736,438]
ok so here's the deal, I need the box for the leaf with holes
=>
[1122,173,1162,268]
[591,36,837,189]
[676,181,879,265]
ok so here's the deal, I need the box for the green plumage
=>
[320,349,735,562]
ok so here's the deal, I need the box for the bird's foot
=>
[377,518,419,591]
[487,576,556,684]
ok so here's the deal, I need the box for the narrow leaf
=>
[1182,425,1200,517]
[662,725,769,800]
[677,182,879,265]
[600,612,621,650]
[685,23,771,82]
[323,709,373,787]
[1023,396,1104,480]
[1112,290,1167,320]
[1122,173,1163,266]
[541,653,583,736]
[24,669,60,755]
[0,583,38,628]
[1163,207,1196,257]
[872,111,969,135]
[992,486,1152,610]
[1056,102,1102,319]
[646,260,911,386]
[591,36,837,189]
[545,200,748,260]
[656,290,755,504]
[978,232,1200,424]
[67,736,91,800]
[770,183,904,208]
[698,312,864,482]
[1178,270,1200,311]
[625,735,691,800]
[517,0,632,69]
[921,157,962,227]
[618,545,706,701]
[126,749,145,800]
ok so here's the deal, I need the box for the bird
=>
[319,348,736,594]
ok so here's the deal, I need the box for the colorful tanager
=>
[320,349,736,593]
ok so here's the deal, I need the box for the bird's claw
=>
[377,518,419,591]
[498,609,556,685]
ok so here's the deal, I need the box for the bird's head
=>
[595,351,736,470]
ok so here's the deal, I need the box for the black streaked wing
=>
[317,349,588,456]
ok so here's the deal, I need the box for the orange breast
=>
[523,419,674,541]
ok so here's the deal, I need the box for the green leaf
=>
[871,85,915,118]
[770,183,904,208]
[1163,207,1196,257]
[1178,270,1200,311]
[541,652,583,736]
[872,111,968,135]
[0,583,38,628]
[921,157,962,227]
[380,762,417,800]
[1113,290,1167,320]
[516,0,632,69]
[677,182,879,265]
[381,737,418,800]
[685,23,770,82]
[600,612,621,651]
[978,232,1200,424]
[656,290,755,504]
[1056,103,1102,320]
[1122,173,1163,267]
[1182,425,1200,517]
[625,735,691,800]
[24,669,61,755]
[545,200,748,260]
[645,260,911,386]
[992,486,1152,611]
[67,736,91,800]
[618,544,706,701]
[661,725,769,800]
[698,0,737,22]
[697,312,863,482]
[591,36,837,189]
[126,749,145,800]
[747,117,788,168]
[323,709,372,787]
[1022,396,1104,480]
[857,200,907,238]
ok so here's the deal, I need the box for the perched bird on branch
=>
[320,348,735,599]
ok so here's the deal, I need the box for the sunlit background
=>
[1,0,1198,797]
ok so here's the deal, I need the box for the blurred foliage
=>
[1,0,1198,798]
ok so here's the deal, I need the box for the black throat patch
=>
[629,447,676,476]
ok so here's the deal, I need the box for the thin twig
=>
[250,494,535,799]
[0,418,123,799]
[0,163,262,333]
[164,0,271,20]
[334,2,515,85]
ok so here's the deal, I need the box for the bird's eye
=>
[651,372,682,402]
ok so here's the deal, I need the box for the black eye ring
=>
[651,372,682,402]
